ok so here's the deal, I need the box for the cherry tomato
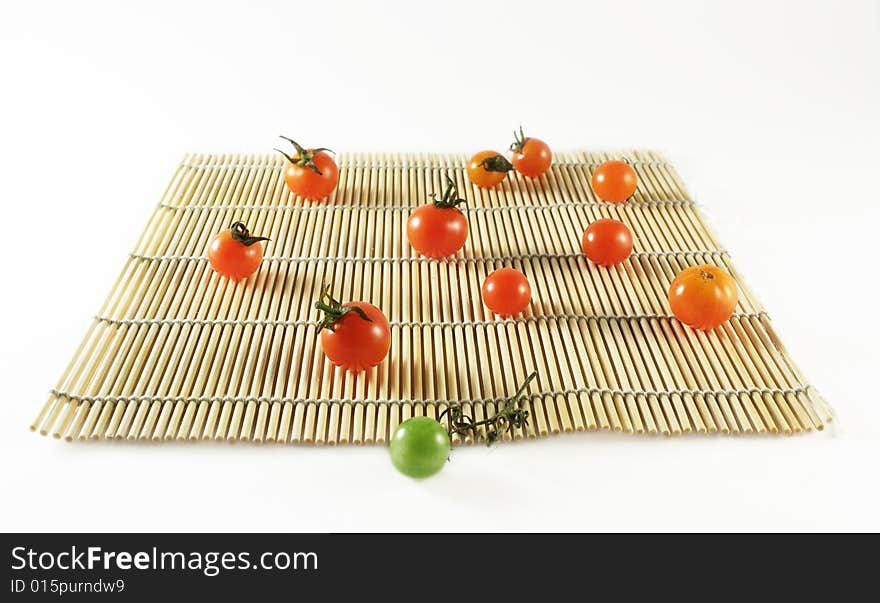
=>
[581,218,633,266]
[407,176,468,258]
[509,127,552,178]
[668,265,739,330]
[482,268,531,317]
[591,160,638,203]
[316,286,391,372]
[390,417,450,479]
[467,150,513,189]
[207,222,269,280]
[276,136,339,201]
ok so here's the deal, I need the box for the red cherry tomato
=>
[276,136,339,201]
[316,286,391,372]
[407,176,468,258]
[510,127,552,178]
[207,222,269,280]
[591,160,638,203]
[482,268,531,317]
[668,265,738,330]
[581,219,633,266]
[467,150,513,189]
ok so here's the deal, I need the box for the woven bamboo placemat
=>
[32,151,831,444]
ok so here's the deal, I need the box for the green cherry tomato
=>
[389,417,451,479]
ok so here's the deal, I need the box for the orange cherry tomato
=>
[509,127,552,178]
[316,286,391,372]
[407,176,468,258]
[581,219,633,266]
[467,150,513,189]
[207,222,269,280]
[591,160,638,203]
[668,265,738,330]
[482,268,531,317]
[276,136,339,201]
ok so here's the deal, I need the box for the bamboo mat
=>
[32,151,831,444]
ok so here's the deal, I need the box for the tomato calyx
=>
[430,176,467,209]
[509,125,529,153]
[275,135,334,176]
[441,371,535,446]
[229,222,270,247]
[314,284,372,332]
[478,154,514,173]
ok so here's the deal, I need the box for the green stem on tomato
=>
[430,175,467,209]
[314,283,372,332]
[441,371,536,446]
[479,154,514,173]
[509,125,527,153]
[229,222,270,247]
[276,135,334,176]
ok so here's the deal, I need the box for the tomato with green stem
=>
[207,222,270,280]
[581,218,633,266]
[668,265,738,330]
[275,135,339,201]
[390,417,450,478]
[316,285,391,372]
[407,176,469,258]
[591,159,638,203]
[509,126,552,178]
[389,371,537,478]
[467,150,513,189]
[482,268,531,317]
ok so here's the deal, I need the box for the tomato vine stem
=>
[315,284,372,332]
[441,371,536,445]
[430,175,467,209]
[479,154,514,173]
[276,135,334,176]
[509,125,528,153]
[229,222,270,247]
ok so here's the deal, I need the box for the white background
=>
[1,0,878,532]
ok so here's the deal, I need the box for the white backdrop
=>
[1,0,878,532]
